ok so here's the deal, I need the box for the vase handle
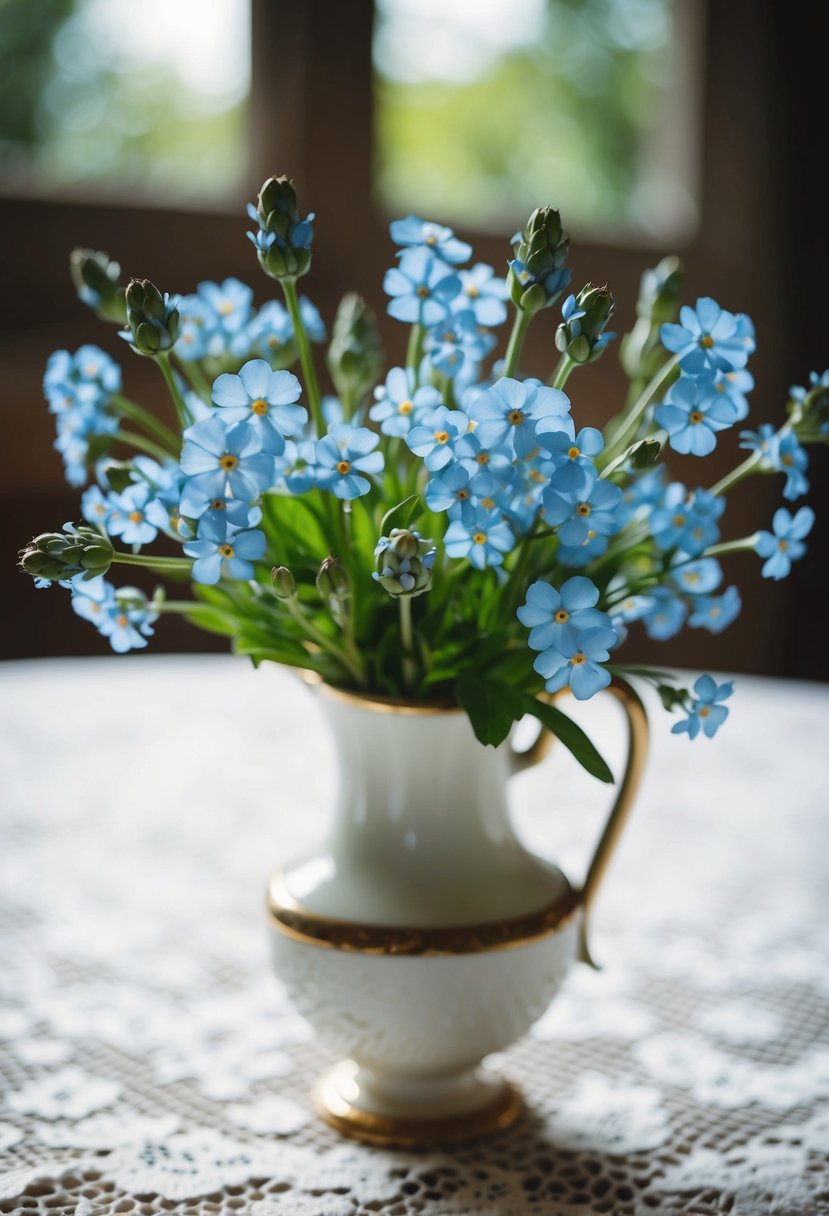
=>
[577,677,649,968]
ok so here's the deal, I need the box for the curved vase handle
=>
[508,677,649,969]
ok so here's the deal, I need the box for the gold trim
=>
[313,1065,524,1147]
[302,673,461,715]
[267,875,580,956]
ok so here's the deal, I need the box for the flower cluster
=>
[20,175,827,776]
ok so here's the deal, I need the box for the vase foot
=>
[312,1059,523,1147]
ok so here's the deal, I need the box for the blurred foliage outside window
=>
[0,0,250,206]
[374,0,698,242]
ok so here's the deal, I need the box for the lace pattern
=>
[1,657,827,1214]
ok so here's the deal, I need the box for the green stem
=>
[502,309,532,378]
[406,323,426,385]
[112,395,180,453]
[281,277,325,437]
[399,594,417,691]
[284,595,365,686]
[112,552,192,573]
[173,355,213,403]
[156,354,192,429]
[151,599,202,613]
[709,450,763,497]
[599,353,681,468]
[112,429,178,464]
[549,354,577,391]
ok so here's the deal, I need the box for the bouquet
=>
[20,175,827,781]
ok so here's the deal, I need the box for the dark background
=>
[3,0,827,678]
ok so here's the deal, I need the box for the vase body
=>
[268,681,646,1145]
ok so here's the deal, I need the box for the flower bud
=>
[123,279,180,356]
[555,285,616,365]
[373,529,436,598]
[326,294,383,410]
[790,370,829,441]
[620,256,684,381]
[316,556,350,621]
[246,175,315,281]
[70,249,127,324]
[20,525,114,583]
[271,565,297,601]
[508,207,571,314]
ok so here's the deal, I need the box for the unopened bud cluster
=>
[123,279,180,356]
[70,249,127,324]
[246,176,315,281]
[508,207,571,314]
[20,525,114,583]
[373,529,436,598]
[556,285,616,365]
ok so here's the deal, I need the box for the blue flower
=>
[453,432,516,497]
[425,462,476,522]
[370,366,442,437]
[739,422,778,460]
[741,426,809,500]
[71,577,157,653]
[106,482,159,547]
[651,484,724,556]
[791,369,829,404]
[444,507,515,569]
[754,506,815,580]
[180,416,275,501]
[44,345,121,406]
[712,368,753,420]
[535,424,602,497]
[670,557,722,595]
[532,624,618,701]
[176,279,254,361]
[660,298,754,373]
[655,374,739,456]
[642,589,688,640]
[425,310,496,379]
[616,466,667,527]
[508,259,571,306]
[543,476,622,546]
[248,300,294,358]
[212,360,307,456]
[672,674,733,739]
[688,586,742,633]
[406,405,470,471]
[183,514,266,584]
[299,296,327,343]
[557,532,610,568]
[246,200,315,253]
[383,247,461,325]
[315,424,384,499]
[455,264,508,326]
[467,377,571,458]
[518,577,609,652]
[81,485,115,531]
[389,217,472,264]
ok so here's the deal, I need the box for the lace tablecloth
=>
[1,656,828,1216]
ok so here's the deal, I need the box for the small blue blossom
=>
[741,426,809,500]
[688,586,742,633]
[616,466,667,527]
[453,432,516,497]
[670,557,722,596]
[406,405,469,471]
[454,264,508,326]
[518,577,609,652]
[81,485,115,531]
[315,424,384,499]
[535,424,602,497]
[425,310,495,379]
[370,366,442,437]
[248,300,293,358]
[557,532,610,568]
[642,588,688,640]
[383,247,462,326]
[532,624,618,701]
[754,506,815,580]
[651,484,724,556]
[467,377,571,458]
[790,369,829,404]
[389,217,472,264]
[655,373,739,457]
[672,674,734,739]
[543,476,622,546]
[180,416,275,501]
[444,507,515,569]
[299,296,327,343]
[660,298,754,373]
[712,368,753,421]
[183,514,267,584]
[71,576,157,652]
[246,200,315,254]
[212,360,307,455]
[424,462,476,522]
[176,279,254,362]
[106,482,159,547]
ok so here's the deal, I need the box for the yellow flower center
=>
[480,496,495,510]
[472,531,487,545]
[219,300,234,315]
[700,335,714,348]
[781,453,793,466]
[416,285,430,298]
[434,430,450,445]
[210,498,226,510]
[336,460,351,475]
[476,452,490,465]
[466,285,480,298]
[128,511,143,523]
[673,513,686,526]
[778,539,788,551]
[398,400,413,415]
[567,446,580,460]
[571,652,586,665]
[508,409,525,425]
[576,503,591,517]
[457,489,469,500]
[219,543,234,558]
[219,454,238,471]
[425,234,437,246]
[117,614,128,627]
[251,398,269,416]
[689,410,704,425]
[554,609,569,623]
[698,705,711,717]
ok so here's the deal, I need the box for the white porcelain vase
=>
[268,678,647,1146]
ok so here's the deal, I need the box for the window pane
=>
[374,0,699,242]
[0,0,250,205]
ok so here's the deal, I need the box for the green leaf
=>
[517,692,614,784]
[380,494,419,536]
[455,673,525,748]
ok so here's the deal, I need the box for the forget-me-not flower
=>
[384,247,461,326]
[642,588,688,640]
[660,298,754,373]
[212,360,307,456]
[518,577,610,653]
[672,674,734,739]
[532,624,618,701]
[179,417,275,502]
[688,586,742,633]
[183,514,267,584]
[543,476,622,546]
[406,405,469,471]
[315,424,384,499]
[455,264,508,326]
[389,217,472,264]
[651,484,724,556]
[754,506,815,579]
[370,366,442,437]
[655,374,739,456]
[444,506,515,569]
[535,423,603,497]
[467,377,571,458]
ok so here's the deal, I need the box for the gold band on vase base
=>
[313,1061,525,1148]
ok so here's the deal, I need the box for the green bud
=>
[70,248,127,324]
[316,556,350,621]
[250,175,314,281]
[629,438,663,469]
[374,529,435,598]
[508,205,571,313]
[94,460,135,494]
[555,284,616,365]
[326,294,383,410]
[271,565,297,601]
[790,374,829,440]
[20,526,114,583]
[124,279,180,356]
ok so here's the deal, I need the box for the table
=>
[1,656,828,1216]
